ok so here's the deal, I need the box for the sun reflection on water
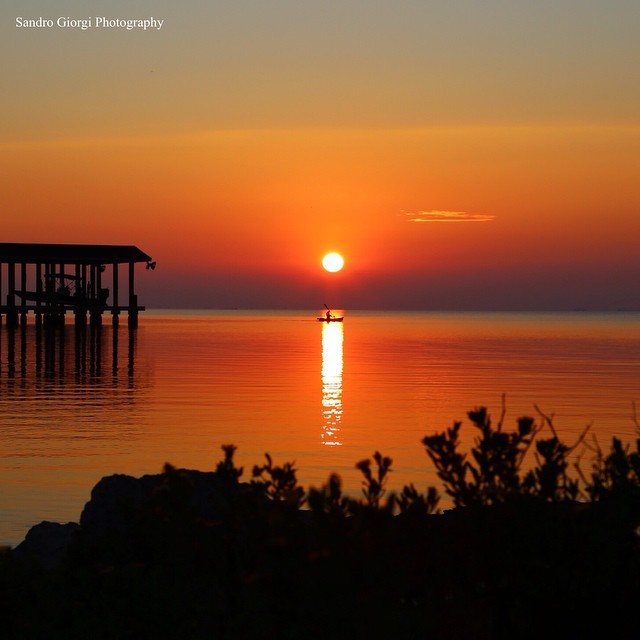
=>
[321,321,344,446]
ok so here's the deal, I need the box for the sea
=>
[1,310,639,547]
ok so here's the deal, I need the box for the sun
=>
[322,252,344,273]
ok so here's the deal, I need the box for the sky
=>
[2,0,639,310]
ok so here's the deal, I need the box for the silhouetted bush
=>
[3,406,640,639]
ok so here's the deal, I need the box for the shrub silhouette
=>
[422,405,585,506]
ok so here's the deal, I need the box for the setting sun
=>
[322,252,345,273]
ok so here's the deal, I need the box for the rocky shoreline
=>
[4,411,640,638]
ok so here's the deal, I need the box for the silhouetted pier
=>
[0,243,154,329]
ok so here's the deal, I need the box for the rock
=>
[78,468,242,543]
[13,521,79,569]
[11,468,247,568]
[79,472,157,538]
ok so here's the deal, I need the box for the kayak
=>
[317,317,344,322]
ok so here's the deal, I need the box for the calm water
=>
[1,310,639,547]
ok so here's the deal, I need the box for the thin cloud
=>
[404,210,496,223]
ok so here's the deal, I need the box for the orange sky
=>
[2,1,639,309]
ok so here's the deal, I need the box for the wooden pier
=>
[0,243,154,329]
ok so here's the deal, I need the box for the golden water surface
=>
[1,310,639,546]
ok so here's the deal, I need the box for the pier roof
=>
[0,243,152,264]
